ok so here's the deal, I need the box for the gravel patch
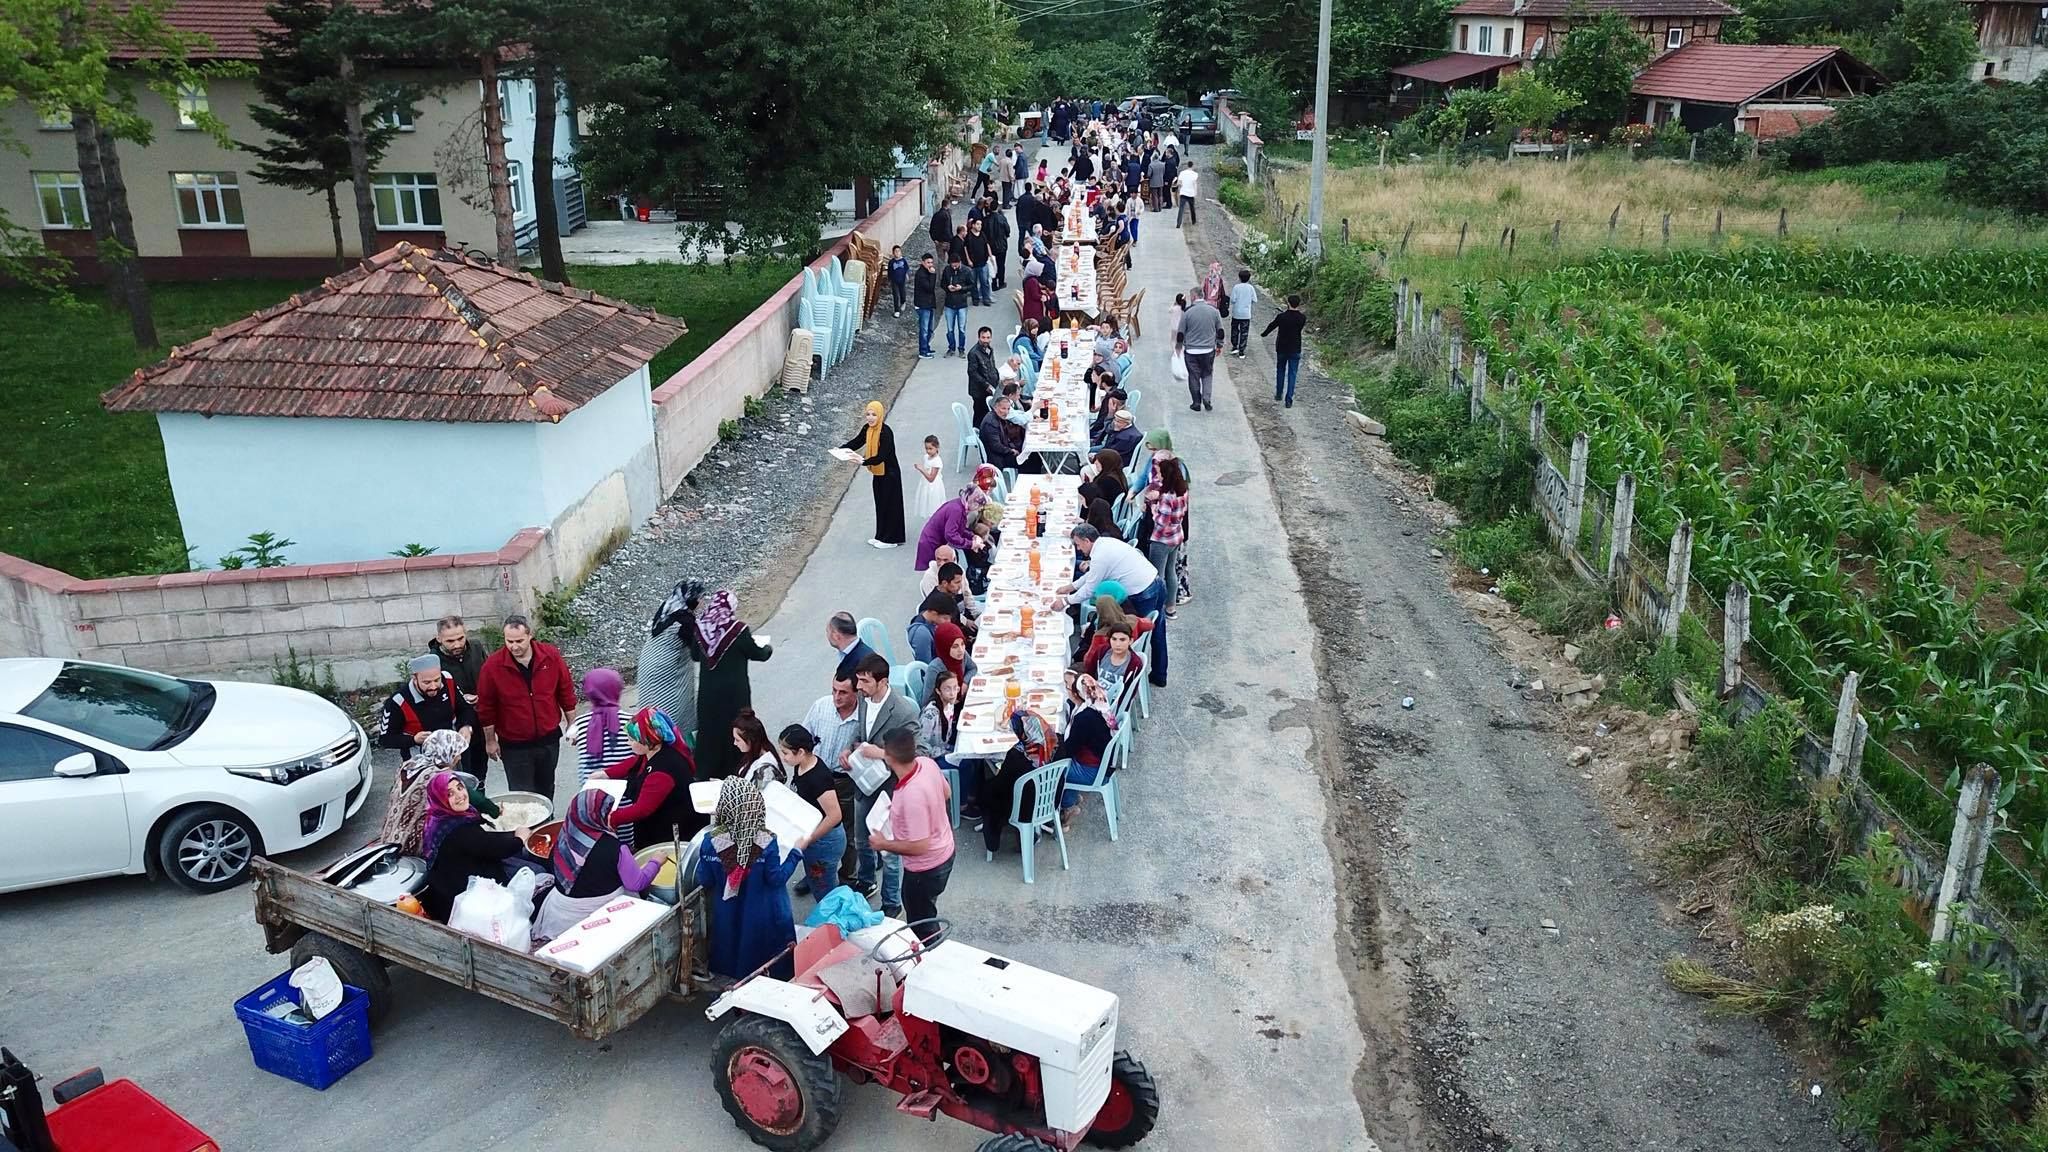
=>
[558,233,932,675]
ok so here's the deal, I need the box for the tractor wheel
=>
[1082,1051,1161,1147]
[291,931,392,1026]
[976,1136,1060,1152]
[711,1012,843,1152]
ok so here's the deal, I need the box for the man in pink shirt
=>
[867,729,955,935]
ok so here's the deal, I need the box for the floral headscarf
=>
[419,728,467,772]
[421,771,481,861]
[690,590,745,667]
[626,706,679,748]
[1009,708,1058,770]
[553,787,615,889]
[711,777,769,899]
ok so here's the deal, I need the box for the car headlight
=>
[227,756,324,785]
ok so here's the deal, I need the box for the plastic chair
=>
[798,296,834,382]
[1124,387,1140,416]
[1115,353,1133,383]
[837,258,867,333]
[856,616,896,666]
[952,402,984,470]
[900,661,933,707]
[828,258,863,338]
[805,267,850,361]
[988,758,1071,884]
[801,273,841,367]
[941,766,961,829]
[1063,723,1130,841]
[992,469,1013,506]
[1133,612,1159,720]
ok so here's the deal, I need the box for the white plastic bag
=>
[288,956,344,1020]
[1170,351,1188,382]
[448,871,536,953]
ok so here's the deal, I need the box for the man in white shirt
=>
[1175,162,1200,228]
[1059,523,1168,686]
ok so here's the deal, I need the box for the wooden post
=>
[1565,138,1574,164]
[1607,472,1636,582]
[1471,349,1488,398]
[1661,213,1671,248]
[1661,519,1693,639]
[1777,207,1788,239]
[1507,227,1516,257]
[1528,398,1545,448]
[1379,136,1388,169]
[1550,219,1561,248]
[1399,221,1413,254]
[1687,134,1697,163]
[1447,335,1464,394]
[1470,360,1488,421]
[1340,217,1350,244]
[1721,581,1750,698]
[1498,226,1511,251]
[1931,765,1999,946]
[1608,205,1620,243]
[1712,209,1723,244]
[1562,432,1590,558]
[1395,278,1409,334]
[1456,220,1468,257]
[1823,672,1861,781]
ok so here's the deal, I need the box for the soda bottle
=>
[1021,604,1035,634]
[1049,402,1060,430]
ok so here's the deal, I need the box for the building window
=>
[1503,27,1516,55]
[371,102,414,131]
[175,82,208,129]
[1984,60,1996,77]
[33,172,89,229]
[496,79,511,122]
[38,106,72,131]
[1478,24,1493,53]
[172,171,244,227]
[1458,22,1469,50]
[506,159,527,215]
[371,172,443,229]
[1666,26,1684,48]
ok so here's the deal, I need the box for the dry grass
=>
[1663,956,1794,1015]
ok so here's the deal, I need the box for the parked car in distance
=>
[0,658,371,895]
[1180,105,1220,143]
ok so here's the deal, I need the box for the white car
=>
[0,658,373,894]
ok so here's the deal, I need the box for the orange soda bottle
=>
[1028,545,1042,582]
[1021,604,1035,634]
[1004,680,1022,721]
[1025,505,1038,537]
[1049,402,1060,430]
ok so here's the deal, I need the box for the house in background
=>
[1630,43,1885,135]
[1446,0,1736,62]
[0,0,582,279]
[1966,0,2048,81]
[1388,54,1519,114]
[100,243,685,566]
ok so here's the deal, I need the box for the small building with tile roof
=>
[1628,42,1884,137]
[102,244,686,564]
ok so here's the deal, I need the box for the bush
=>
[1306,243,1394,348]
[1454,513,1545,574]
[1217,177,1264,218]
[273,643,341,703]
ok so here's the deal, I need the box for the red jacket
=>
[475,642,577,744]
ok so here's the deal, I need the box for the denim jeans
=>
[1061,758,1106,809]
[1127,579,1168,685]
[916,307,936,355]
[974,263,992,306]
[854,788,904,909]
[945,306,968,353]
[801,825,847,902]
[1276,353,1302,403]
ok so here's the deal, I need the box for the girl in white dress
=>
[913,434,947,521]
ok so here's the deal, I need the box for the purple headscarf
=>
[421,771,481,860]
[583,667,623,763]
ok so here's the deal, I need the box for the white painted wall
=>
[534,362,659,526]
[1452,16,1526,55]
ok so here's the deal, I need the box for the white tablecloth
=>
[1022,338,1093,459]
[1053,244,1098,317]
[1057,205,1099,244]
[953,476,1083,759]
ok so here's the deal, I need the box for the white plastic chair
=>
[1062,721,1130,842]
[856,616,896,666]
[953,402,984,470]
[989,758,1071,884]
[1132,612,1158,720]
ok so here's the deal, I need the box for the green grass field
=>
[0,259,797,579]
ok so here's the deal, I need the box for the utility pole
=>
[1304,0,1334,260]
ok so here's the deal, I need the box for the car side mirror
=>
[53,752,97,778]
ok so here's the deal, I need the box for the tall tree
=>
[242,0,401,264]
[578,0,1020,259]
[1537,7,1652,131]
[1878,0,1980,82]
[1144,0,1234,102]
[2,0,227,348]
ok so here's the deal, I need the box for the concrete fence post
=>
[1823,672,1861,781]
[1410,290,1425,347]
[1395,278,1409,337]
[1932,764,2000,946]
[1661,519,1693,639]
[1528,398,1545,449]
[1562,432,1590,559]
[1721,581,1750,698]
[1471,360,1489,421]
[1447,335,1464,394]
[1471,349,1488,398]
[1607,472,1636,582]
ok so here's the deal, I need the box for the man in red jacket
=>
[475,614,577,800]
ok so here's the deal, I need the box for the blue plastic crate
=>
[234,972,373,1090]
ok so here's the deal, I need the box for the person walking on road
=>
[929,202,954,266]
[1177,290,1224,412]
[912,253,938,358]
[1229,268,1256,357]
[1263,294,1309,407]
[941,251,974,357]
[476,615,577,800]
[985,201,1011,292]
[1146,152,1166,212]
[1175,161,1199,228]
[886,245,909,317]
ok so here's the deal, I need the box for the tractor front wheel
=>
[1082,1051,1161,1147]
[711,1012,843,1152]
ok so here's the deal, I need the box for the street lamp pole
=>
[1304,0,1334,260]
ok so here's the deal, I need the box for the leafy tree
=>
[242,0,402,265]
[1424,86,1498,142]
[1232,0,1319,92]
[1537,7,1651,131]
[1144,0,1234,102]
[1,0,230,348]
[1029,36,1154,104]
[1332,0,1458,97]
[1490,71,1580,132]
[576,0,1019,259]
[1876,0,1979,82]
[1946,79,2048,216]
[1228,55,1295,137]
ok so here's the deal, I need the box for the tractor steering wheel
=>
[864,918,952,966]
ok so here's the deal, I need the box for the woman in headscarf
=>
[979,708,1063,856]
[841,400,905,549]
[598,706,704,848]
[533,788,667,943]
[688,589,773,779]
[419,772,536,921]
[1079,447,1128,508]
[637,582,701,735]
[1020,259,1047,329]
[914,464,998,572]
[1201,260,1225,308]
[696,777,801,980]
[1084,497,1123,543]
[921,620,977,702]
[567,667,630,787]
[377,728,473,858]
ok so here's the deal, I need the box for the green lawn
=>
[0,259,795,579]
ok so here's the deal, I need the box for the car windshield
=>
[20,663,214,750]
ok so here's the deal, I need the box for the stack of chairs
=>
[844,231,885,322]
[800,265,853,381]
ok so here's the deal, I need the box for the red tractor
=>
[0,1048,216,1152]
[704,919,1160,1152]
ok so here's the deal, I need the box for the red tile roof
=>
[1630,42,1845,105]
[1451,0,1735,16]
[102,244,687,423]
[117,0,276,60]
[1390,52,1517,84]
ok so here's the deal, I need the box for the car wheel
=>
[157,805,260,893]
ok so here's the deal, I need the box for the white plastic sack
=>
[288,956,344,1020]
[1170,351,1188,382]
[448,870,535,953]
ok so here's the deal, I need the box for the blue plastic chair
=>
[804,268,849,362]
[989,758,1071,883]
[1124,387,1140,416]
[942,766,961,828]
[856,616,896,666]
[798,296,834,382]
[1063,721,1130,842]
[992,469,1013,506]
[1132,612,1159,720]
[953,402,984,470]
[835,258,866,334]
[825,258,862,338]
[1115,353,1133,382]
[889,660,933,707]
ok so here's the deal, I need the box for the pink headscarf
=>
[421,771,480,860]
[582,667,623,763]
[691,590,745,668]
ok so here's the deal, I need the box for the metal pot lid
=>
[350,855,429,903]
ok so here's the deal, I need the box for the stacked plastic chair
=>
[824,257,863,345]
[798,286,838,382]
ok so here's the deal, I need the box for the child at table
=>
[914,434,946,521]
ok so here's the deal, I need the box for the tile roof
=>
[102,244,687,423]
[1630,42,1845,105]
[1451,0,1736,17]
[121,0,277,60]
[1390,52,1518,83]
